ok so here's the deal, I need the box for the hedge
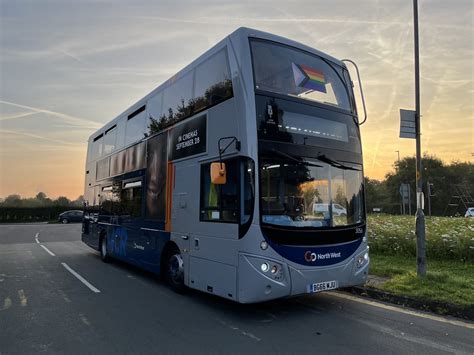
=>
[0,206,78,223]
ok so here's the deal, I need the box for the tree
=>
[55,196,71,206]
[334,185,347,207]
[36,192,47,201]
[364,177,394,213]
[381,154,473,216]
[2,194,22,207]
[71,195,84,207]
[34,192,53,206]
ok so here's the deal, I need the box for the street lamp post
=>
[413,0,426,277]
[396,150,401,214]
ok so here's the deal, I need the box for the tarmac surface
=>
[1,224,473,354]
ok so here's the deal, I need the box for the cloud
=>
[0,0,472,196]
[58,49,83,63]
[0,129,83,146]
[0,111,40,121]
[0,100,101,129]
[128,14,470,30]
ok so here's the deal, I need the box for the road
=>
[0,224,473,354]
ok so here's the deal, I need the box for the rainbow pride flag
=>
[292,63,327,93]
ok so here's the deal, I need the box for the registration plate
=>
[307,280,338,293]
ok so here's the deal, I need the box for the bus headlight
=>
[243,255,285,282]
[356,252,369,269]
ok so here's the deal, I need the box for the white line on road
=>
[61,263,101,293]
[35,232,56,256]
[40,244,55,257]
[18,290,27,307]
[332,292,474,330]
[355,316,463,353]
[1,297,12,311]
[217,319,261,342]
[79,313,91,326]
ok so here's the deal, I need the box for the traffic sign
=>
[400,109,416,139]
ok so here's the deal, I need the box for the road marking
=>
[61,263,101,293]
[40,244,55,257]
[1,297,12,311]
[18,290,27,307]
[79,314,91,326]
[35,232,55,256]
[217,319,261,342]
[58,289,71,303]
[332,292,474,330]
[355,317,465,353]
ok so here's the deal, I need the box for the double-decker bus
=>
[82,27,369,303]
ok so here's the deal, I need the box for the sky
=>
[0,0,472,199]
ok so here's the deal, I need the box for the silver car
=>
[465,207,474,217]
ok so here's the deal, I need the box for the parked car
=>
[465,207,474,218]
[313,203,347,216]
[58,210,84,224]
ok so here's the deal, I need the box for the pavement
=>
[0,224,473,354]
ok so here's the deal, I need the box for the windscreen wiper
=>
[271,149,322,168]
[316,153,361,171]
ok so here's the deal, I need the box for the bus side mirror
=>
[211,162,226,185]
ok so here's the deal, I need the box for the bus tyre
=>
[100,236,110,263]
[165,250,185,293]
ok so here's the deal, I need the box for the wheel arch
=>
[98,229,107,251]
[160,241,181,279]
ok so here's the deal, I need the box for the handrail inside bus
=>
[341,59,367,125]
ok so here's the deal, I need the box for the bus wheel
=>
[100,236,110,263]
[165,250,185,293]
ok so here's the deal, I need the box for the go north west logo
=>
[304,251,341,262]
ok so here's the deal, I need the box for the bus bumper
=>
[287,247,369,296]
[237,248,369,303]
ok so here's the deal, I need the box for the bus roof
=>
[234,27,344,66]
[88,27,345,143]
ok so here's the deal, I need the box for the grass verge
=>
[367,214,474,262]
[369,253,474,312]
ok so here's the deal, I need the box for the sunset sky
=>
[1,0,472,199]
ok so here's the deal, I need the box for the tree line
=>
[1,155,472,217]
[0,192,84,208]
[365,154,473,216]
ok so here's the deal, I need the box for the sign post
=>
[413,0,426,277]
[399,0,426,277]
